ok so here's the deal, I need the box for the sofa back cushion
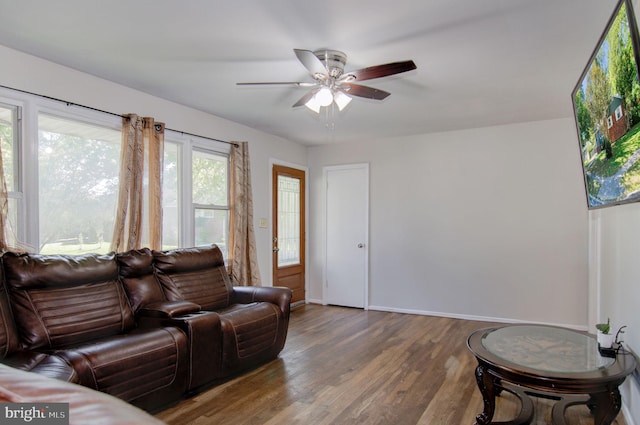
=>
[116,248,165,313]
[152,245,232,310]
[0,261,19,358]
[2,252,135,350]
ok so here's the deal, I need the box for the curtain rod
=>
[0,84,238,147]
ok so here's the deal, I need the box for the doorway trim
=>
[322,163,369,309]
[269,159,309,304]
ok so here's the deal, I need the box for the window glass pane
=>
[163,141,179,250]
[38,113,120,254]
[194,208,228,256]
[6,198,18,249]
[0,104,17,191]
[0,104,21,246]
[277,175,301,267]
[192,150,227,206]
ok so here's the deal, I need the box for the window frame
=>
[615,105,623,121]
[36,109,122,253]
[0,100,25,245]
[164,131,231,250]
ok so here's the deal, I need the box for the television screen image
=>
[573,0,640,208]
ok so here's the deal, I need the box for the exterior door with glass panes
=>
[272,165,305,304]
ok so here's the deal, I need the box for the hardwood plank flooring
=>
[155,305,629,425]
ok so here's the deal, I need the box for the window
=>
[1,88,231,254]
[162,141,180,250]
[615,105,623,121]
[38,113,121,254]
[0,103,21,247]
[607,116,613,128]
[192,149,229,256]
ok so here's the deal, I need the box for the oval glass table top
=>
[481,325,614,373]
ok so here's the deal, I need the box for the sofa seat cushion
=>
[2,351,77,383]
[217,302,282,374]
[54,326,188,409]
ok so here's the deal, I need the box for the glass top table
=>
[467,325,636,425]
[481,325,614,373]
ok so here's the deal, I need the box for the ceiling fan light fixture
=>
[333,91,352,111]
[305,87,333,113]
[304,96,322,113]
[316,87,334,107]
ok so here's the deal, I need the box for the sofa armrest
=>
[138,300,201,318]
[230,286,292,316]
[137,310,223,390]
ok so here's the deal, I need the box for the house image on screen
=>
[606,94,629,143]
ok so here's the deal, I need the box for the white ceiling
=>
[0,0,618,145]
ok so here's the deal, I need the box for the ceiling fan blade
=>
[342,60,416,82]
[294,49,329,78]
[236,82,316,87]
[292,87,321,108]
[340,83,390,100]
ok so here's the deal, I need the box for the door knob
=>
[273,247,280,253]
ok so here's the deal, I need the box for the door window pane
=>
[277,175,300,267]
[38,113,121,254]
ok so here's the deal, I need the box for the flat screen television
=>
[572,0,640,209]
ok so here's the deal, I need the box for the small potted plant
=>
[596,318,615,348]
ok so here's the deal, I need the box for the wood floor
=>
[155,305,629,425]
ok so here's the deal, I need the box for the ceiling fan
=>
[237,49,417,112]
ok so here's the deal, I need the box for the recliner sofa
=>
[0,244,292,413]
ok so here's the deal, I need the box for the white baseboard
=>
[301,302,589,331]
[366,305,590,331]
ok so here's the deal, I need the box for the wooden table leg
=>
[589,390,622,425]
[498,383,534,425]
[550,394,590,425]
[474,364,496,425]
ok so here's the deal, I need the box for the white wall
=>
[592,204,640,424]
[308,118,589,327]
[0,45,307,285]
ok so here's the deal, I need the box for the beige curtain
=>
[111,114,164,252]
[228,142,261,286]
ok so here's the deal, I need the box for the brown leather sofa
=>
[0,364,165,425]
[0,244,292,415]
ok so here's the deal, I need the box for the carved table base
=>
[467,326,635,425]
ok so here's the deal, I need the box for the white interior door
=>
[324,164,368,308]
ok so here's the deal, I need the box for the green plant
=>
[596,318,611,334]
